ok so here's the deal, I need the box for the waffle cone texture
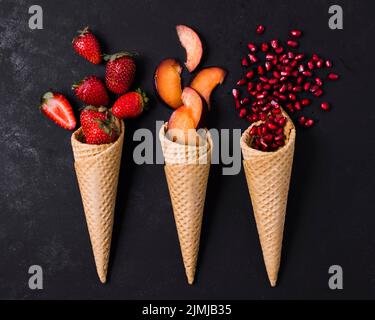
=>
[240,116,296,287]
[159,124,212,284]
[71,120,125,283]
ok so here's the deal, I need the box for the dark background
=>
[0,0,374,300]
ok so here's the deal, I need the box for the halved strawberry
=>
[39,91,76,130]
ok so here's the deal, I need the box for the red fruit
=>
[301,98,311,106]
[287,40,299,48]
[247,43,257,52]
[315,77,323,86]
[321,102,330,111]
[241,57,249,66]
[298,116,306,126]
[270,39,279,49]
[104,52,136,94]
[39,91,76,130]
[80,107,120,144]
[304,118,314,127]
[237,78,247,86]
[248,53,258,63]
[246,70,255,79]
[112,89,148,119]
[290,30,302,38]
[232,88,240,99]
[326,60,332,68]
[261,42,269,52]
[328,73,340,80]
[72,76,109,106]
[72,27,102,64]
[256,25,265,35]
[239,108,247,118]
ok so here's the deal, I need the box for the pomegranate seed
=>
[237,78,247,86]
[281,71,290,77]
[288,93,296,101]
[295,53,304,60]
[232,89,240,99]
[259,76,268,83]
[290,60,298,67]
[241,97,250,105]
[301,98,311,106]
[321,102,330,111]
[265,61,272,71]
[280,76,288,82]
[264,134,274,142]
[310,84,319,93]
[313,89,324,97]
[298,64,305,72]
[248,54,258,63]
[279,94,287,101]
[257,65,265,75]
[249,127,257,136]
[266,53,275,61]
[248,43,257,52]
[276,127,283,135]
[263,83,271,90]
[298,116,306,125]
[304,119,314,127]
[279,54,287,62]
[297,76,304,85]
[279,84,287,93]
[275,46,284,54]
[239,108,247,118]
[278,117,286,127]
[287,40,299,48]
[292,70,299,77]
[272,57,278,65]
[261,42,269,52]
[293,86,302,92]
[294,101,302,110]
[287,51,295,59]
[282,58,290,65]
[271,39,279,49]
[235,100,241,109]
[251,105,258,113]
[273,71,281,79]
[325,60,332,68]
[259,113,267,121]
[256,25,265,35]
[272,108,281,115]
[304,82,311,91]
[275,134,285,142]
[257,93,266,99]
[315,77,323,86]
[316,60,324,68]
[312,54,320,62]
[286,103,295,113]
[290,30,302,38]
[246,70,255,79]
[250,90,257,96]
[302,70,312,77]
[287,82,293,91]
[328,73,340,80]
[241,57,249,66]
[250,114,259,122]
[269,78,279,85]
[256,83,263,91]
[247,82,254,91]
[308,60,315,70]
[267,122,278,131]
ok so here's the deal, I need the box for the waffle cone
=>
[71,121,125,283]
[159,124,212,284]
[240,115,296,287]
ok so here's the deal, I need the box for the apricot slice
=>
[176,25,203,73]
[181,87,202,128]
[155,58,183,109]
[167,105,196,144]
[190,67,226,109]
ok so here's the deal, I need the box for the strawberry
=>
[80,106,120,145]
[39,91,76,130]
[112,89,148,119]
[72,27,102,64]
[72,76,109,106]
[104,52,136,94]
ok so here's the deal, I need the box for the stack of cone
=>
[240,114,296,287]
[159,124,212,284]
[71,120,125,283]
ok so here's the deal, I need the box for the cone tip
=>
[270,279,277,287]
[98,272,107,284]
[186,273,195,285]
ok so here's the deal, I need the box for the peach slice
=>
[176,25,203,73]
[190,67,227,109]
[181,87,202,128]
[167,105,196,144]
[154,58,183,109]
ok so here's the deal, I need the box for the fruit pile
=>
[40,27,148,145]
[155,25,226,144]
[233,25,340,151]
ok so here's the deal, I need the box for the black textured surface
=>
[1,0,375,299]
